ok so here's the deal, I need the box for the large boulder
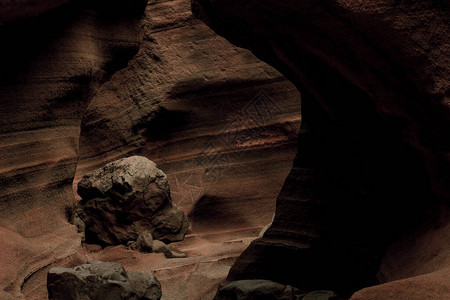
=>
[47,261,161,300]
[76,156,189,246]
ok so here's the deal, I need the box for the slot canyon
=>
[0,0,448,299]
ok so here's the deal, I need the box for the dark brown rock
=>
[77,156,189,246]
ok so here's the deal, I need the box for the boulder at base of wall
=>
[75,156,189,247]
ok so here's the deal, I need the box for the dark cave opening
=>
[189,1,445,297]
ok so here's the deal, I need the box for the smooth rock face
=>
[76,156,189,245]
[214,280,301,300]
[192,0,449,297]
[47,261,161,300]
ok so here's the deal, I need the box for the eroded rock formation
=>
[73,0,301,233]
[0,0,300,298]
[71,0,301,296]
[0,1,147,299]
[47,261,161,300]
[192,0,450,298]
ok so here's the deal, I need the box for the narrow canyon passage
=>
[192,0,449,299]
[72,0,301,299]
[0,0,300,296]
[0,0,299,298]
[1,0,448,299]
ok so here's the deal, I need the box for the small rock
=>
[128,240,139,250]
[136,231,154,252]
[169,250,188,259]
[83,243,102,253]
[126,232,187,258]
[47,261,161,300]
[152,239,187,259]
[303,290,338,300]
[214,279,302,300]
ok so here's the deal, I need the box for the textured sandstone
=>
[76,156,188,245]
[83,235,256,300]
[72,0,301,296]
[47,261,161,300]
[0,0,300,298]
[0,1,147,298]
[74,0,301,232]
[192,0,450,297]
[5,0,446,298]
[350,267,450,300]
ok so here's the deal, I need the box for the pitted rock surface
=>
[76,156,189,246]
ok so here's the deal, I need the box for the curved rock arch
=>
[191,0,450,297]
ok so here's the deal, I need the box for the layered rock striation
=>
[0,1,147,298]
[0,0,301,298]
[192,0,450,297]
[74,0,301,235]
[71,1,302,296]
